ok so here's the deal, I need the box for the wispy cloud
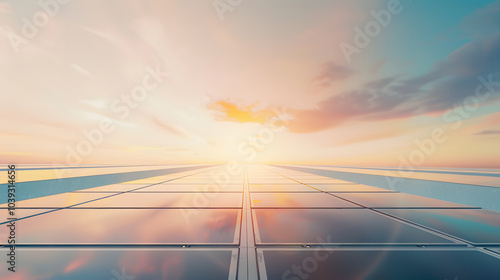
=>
[475,129,500,135]
[150,116,189,138]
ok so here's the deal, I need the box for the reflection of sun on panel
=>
[122,176,176,184]
[251,193,358,208]
[64,252,92,273]
[66,193,79,206]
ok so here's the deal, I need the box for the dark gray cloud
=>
[461,1,500,39]
[363,76,400,89]
[313,62,353,89]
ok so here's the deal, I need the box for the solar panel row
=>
[0,165,499,279]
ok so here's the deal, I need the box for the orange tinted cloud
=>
[208,99,275,125]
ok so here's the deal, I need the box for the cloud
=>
[207,99,277,125]
[285,6,500,133]
[363,76,399,89]
[209,4,500,135]
[312,62,353,89]
[461,1,500,38]
[475,130,500,135]
[150,116,189,138]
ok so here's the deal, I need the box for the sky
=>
[0,0,499,168]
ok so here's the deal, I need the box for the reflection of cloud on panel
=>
[64,252,93,273]
[205,212,236,232]
[118,255,152,279]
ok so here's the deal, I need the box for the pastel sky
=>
[1,0,499,167]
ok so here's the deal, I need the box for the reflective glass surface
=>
[250,193,358,208]
[0,208,57,224]
[259,249,500,280]
[250,184,317,192]
[0,209,240,244]
[170,179,243,184]
[299,180,356,184]
[6,164,499,278]
[313,184,394,192]
[253,209,453,244]
[137,184,243,192]
[122,175,190,184]
[0,193,111,208]
[304,182,358,185]
[0,248,236,280]
[382,209,500,244]
[249,180,299,184]
[80,193,242,208]
[73,184,147,192]
[335,193,476,208]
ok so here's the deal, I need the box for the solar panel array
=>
[1,165,500,279]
